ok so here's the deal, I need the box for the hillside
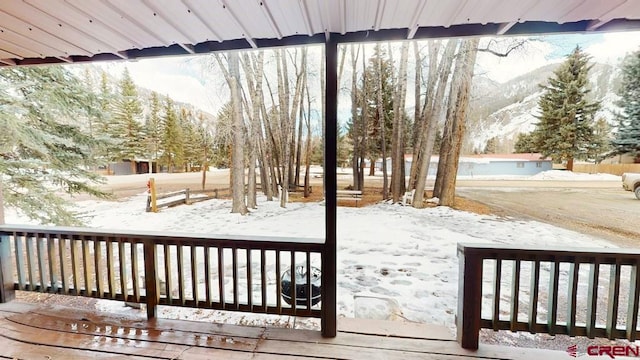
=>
[466,61,622,153]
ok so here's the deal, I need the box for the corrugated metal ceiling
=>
[0,0,639,66]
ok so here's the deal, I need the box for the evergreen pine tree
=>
[0,66,108,225]
[532,46,600,170]
[611,50,640,160]
[112,68,145,173]
[145,91,163,166]
[160,97,184,172]
[514,132,538,153]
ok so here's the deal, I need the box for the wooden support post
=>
[321,37,338,338]
[457,246,483,350]
[0,233,15,303]
[149,178,158,213]
[143,240,158,319]
[185,188,191,205]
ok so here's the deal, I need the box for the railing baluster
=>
[261,250,267,312]
[492,258,502,330]
[177,245,185,305]
[548,260,560,335]
[204,246,211,306]
[94,238,104,298]
[607,260,622,339]
[191,245,198,305]
[118,240,127,300]
[164,244,173,303]
[627,259,640,341]
[586,260,600,338]
[510,259,521,331]
[106,238,116,299]
[25,234,36,291]
[82,236,93,295]
[131,240,140,303]
[47,234,58,294]
[36,234,46,292]
[232,247,238,309]
[276,250,281,313]
[70,237,81,294]
[528,260,540,333]
[14,233,25,290]
[247,249,252,310]
[58,234,68,294]
[291,251,296,314]
[567,260,580,336]
[218,246,225,308]
[306,251,311,310]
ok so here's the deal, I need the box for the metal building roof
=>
[1,0,639,66]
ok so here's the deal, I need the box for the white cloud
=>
[585,30,640,64]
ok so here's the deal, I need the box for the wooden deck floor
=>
[0,302,569,359]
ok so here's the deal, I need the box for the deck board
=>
[0,302,571,359]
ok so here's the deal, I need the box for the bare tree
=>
[390,42,410,202]
[228,52,248,214]
[435,38,480,206]
[376,44,389,200]
[412,40,458,208]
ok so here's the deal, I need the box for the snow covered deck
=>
[0,301,569,359]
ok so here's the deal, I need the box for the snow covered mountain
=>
[466,61,622,153]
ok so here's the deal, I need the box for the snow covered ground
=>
[4,170,621,333]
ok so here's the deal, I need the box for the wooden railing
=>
[0,225,327,325]
[457,243,640,349]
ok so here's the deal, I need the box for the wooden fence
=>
[457,243,640,349]
[573,163,640,176]
[147,188,230,212]
[0,225,327,324]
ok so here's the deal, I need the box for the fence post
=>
[149,178,158,213]
[185,188,191,205]
[457,245,483,350]
[143,239,158,319]
[0,233,15,303]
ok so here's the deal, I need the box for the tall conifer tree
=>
[611,50,640,160]
[532,46,600,170]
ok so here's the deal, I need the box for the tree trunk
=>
[350,44,361,191]
[376,44,389,200]
[229,52,248,214]
[0,178,5,225]
[567,157,574,171]
[409,41,440,189]
[390,43,410,202]
[438,38,480,207]
[413,40,457,208]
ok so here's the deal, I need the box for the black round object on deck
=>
[280,265,321,306]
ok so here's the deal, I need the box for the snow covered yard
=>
[7,176,619,333]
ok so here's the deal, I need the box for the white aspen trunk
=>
[413,40,457,208]
[438,38,480,207]
[229,52,248,214]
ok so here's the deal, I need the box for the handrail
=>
[0,225,327,328]
[457,243,640,349]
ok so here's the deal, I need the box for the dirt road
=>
[457,181,640,247]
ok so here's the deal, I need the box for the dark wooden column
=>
[456,245,482,349]
[321,37,338,338]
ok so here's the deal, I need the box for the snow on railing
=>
[457,243,640,349]
[0,225,326,324]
